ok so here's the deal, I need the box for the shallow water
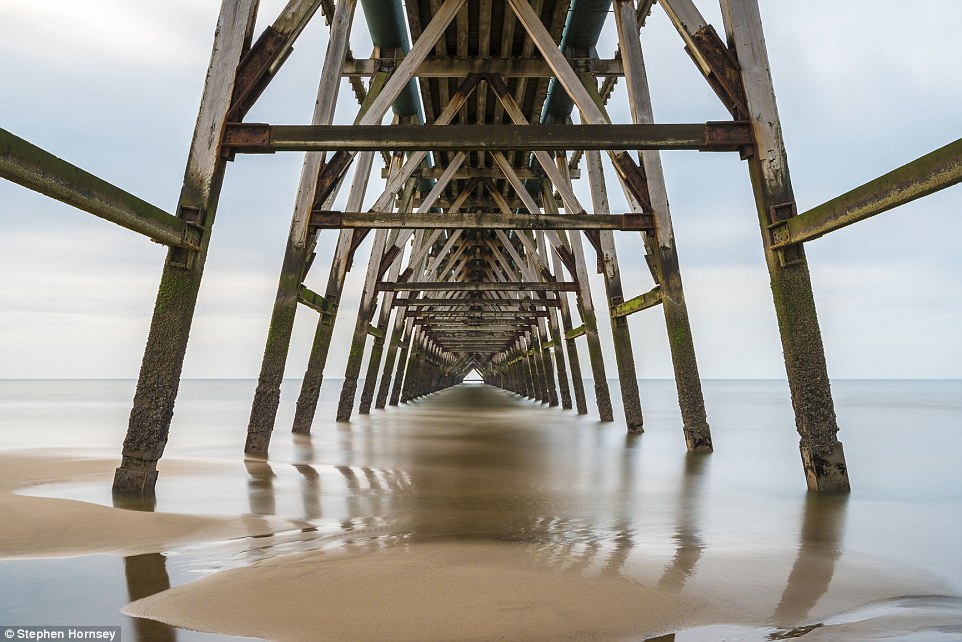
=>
[1,379,961,640]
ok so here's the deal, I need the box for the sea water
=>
[1,379,960,640]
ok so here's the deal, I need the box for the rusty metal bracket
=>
[689,24,749,120]
[167,206,205,269]
[621,212,656,233]
[227,26,289,122]
[768,202,805,267]
[704,121,752,151]
[221,123,273,158]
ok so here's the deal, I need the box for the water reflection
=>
[123,553,177,642]
[659,455,708,589]
[773,494,848,625]
[244,459,276,517]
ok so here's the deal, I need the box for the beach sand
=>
[3,449,955,641]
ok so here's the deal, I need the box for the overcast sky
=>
[1,0,959,380]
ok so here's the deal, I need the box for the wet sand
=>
[2,380,961,640]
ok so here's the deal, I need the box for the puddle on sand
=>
[654,596,962,641]
[0,553,261,642]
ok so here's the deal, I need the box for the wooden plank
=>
[297,285,333,313]
[223,122,751,152]
[378,281,580,292]
[609,286,663,318]
[565,324,586,340]
[367,324,386,339]
[393,297,559,308]
[0,128,191,248]
[343,57,624,78]
[772,137,962,248]
[310,210,655,231]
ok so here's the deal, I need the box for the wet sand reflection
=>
[123,553,177,642]
[773,493,848,625]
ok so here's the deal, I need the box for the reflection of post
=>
[294,464,322,521]
[773,494,848,625]
[123,553,177,642]
[602,436,641,576]
[659,455,708,589]
[245,460,277,517]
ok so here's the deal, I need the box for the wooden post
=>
[583,149,644,431]
[245,0,357,453]
[358,253,402,413]
[113,0,260,493]
[721,0,849,491]
[549,242,588,414]
[613,0,712,449]
[291,151,375,434]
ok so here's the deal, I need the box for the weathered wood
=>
[0,128,193,249]
[393,297,560,308]
[291,152,375,434]
[609,286,663,318]
[584,146,644,431]
[245,0,357,455]
[615,3,712,450]
[343,57,623,78]
[722,0,849,492]
[377,281,580,292]
[565,324,586,340]
[113,0,260,494]
[297,285,334,313]
[310,210,654,231]
[222,122,751,153]
[771,137,962,248]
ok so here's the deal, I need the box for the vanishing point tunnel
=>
[2,0,959,495]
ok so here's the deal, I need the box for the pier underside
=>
[3,0,960,495]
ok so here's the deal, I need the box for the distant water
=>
[1,379,961,641]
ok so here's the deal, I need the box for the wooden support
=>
[614,1,712,450]
[291,152,375,434]
[549,235,587,415]
[222,122,751,153]
[359,256,401,414]
[297,286,334,313]
[722,0,849,491]
[377,281,580,292]
[113,0,260,494]
[771,137,962,248]
[310,210,655,231]
[342,56,624,78]
[246,0,358,454]
[609,285,663,319]
[584,147,644,431]
[0,128,195,249]
[565,324,586,340]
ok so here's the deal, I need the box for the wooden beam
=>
[297,285,333,313]
[343,57,623,78]
[222,122,752,153]
[609,286,663,318]
[378,281,580,292]
[0,128,193,248]
[565,324,586,340]
[310,210,654,231]
[772,137,962,248]
[393,297,559,308]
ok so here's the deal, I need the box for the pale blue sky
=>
[1,0,960,379]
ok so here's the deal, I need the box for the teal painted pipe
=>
[359,0,424,121]
[540,0,613,123]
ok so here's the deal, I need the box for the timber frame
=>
[3,0,959,494]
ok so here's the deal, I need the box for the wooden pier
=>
[3,0,959,494]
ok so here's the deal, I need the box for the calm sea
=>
[1,379,960,640]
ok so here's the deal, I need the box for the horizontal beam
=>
[222,122,752,153]
[408,311,549,318]
[406,166,578,180]
[394,297,559,308]
[609,286,663,319]
[367,324,385,339]
[565,324,587,340]
[343,57,623,78]
[772,137,962,248]
[379,281,579,292]
[0,127,193,248]
[298,285,334,314]
[310,211,655,232]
